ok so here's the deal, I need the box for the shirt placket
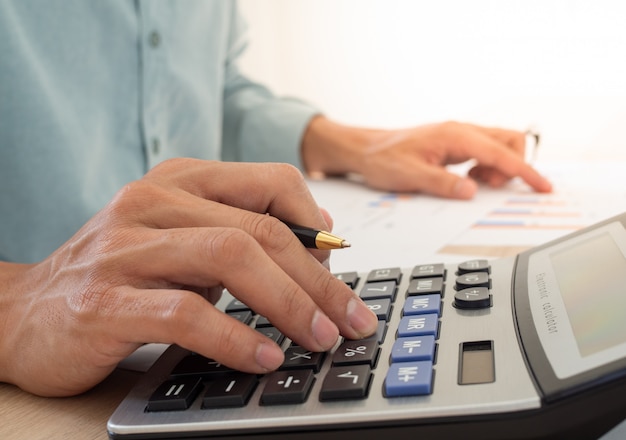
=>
[138,0,167,170]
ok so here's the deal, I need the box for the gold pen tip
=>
[342,240,351,248]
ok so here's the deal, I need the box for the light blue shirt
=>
[0,0,318,263]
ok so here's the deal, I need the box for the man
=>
[0,1,550,397]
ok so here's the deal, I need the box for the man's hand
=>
[302,117,552,199]
[0,159,377,397]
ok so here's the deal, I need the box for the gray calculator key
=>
[366,267,402,283]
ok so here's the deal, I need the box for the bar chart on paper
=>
[308,162,626,270]
[440,191,626,256]
[441,162,626,257]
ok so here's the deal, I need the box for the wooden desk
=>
[0,368,139,440]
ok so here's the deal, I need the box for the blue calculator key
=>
[397,314,439,338]
[390,336,436,362]
[402,294,441,316]
[385,361,433,397]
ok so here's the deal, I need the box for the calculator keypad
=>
[146,260,493,412]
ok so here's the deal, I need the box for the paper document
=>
[307,161,626,273]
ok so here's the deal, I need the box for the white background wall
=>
[238,0,626,162]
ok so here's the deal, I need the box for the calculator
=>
[107,213,626,439]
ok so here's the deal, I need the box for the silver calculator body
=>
[107,213,626,439]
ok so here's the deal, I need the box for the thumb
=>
[417,165,478,200]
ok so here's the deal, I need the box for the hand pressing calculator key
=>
[108,213,626,439]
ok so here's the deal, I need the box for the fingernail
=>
[454,177,477,199]
[347,297,378,338]
[311,309,339,350]
[255,342,284,372]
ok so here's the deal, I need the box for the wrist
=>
[301,116,377,177]
[0,261,35,385]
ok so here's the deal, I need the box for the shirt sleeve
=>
[220,5,320,169]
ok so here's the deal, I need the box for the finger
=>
[143,159,332,233]
[318,208,334,269]
[126,159,334,263]
[412,162,479,199]
[319,207,334,231]
[468,165,510,188]
[121,225,376,349]
[106,287,286,374]
[111,186,332,266]
[467,124,526,156]
[168,212,374,342]
[456,131,552,193]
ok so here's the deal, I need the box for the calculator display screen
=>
[527,221,626,379]
[550,232,626,358]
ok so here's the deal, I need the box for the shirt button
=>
[149,31,161,48]
[151,138,161,155]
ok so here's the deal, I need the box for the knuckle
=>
[147,157,199,176]
[311,269,342,306]
[245,215,291,252]
[440,120,462,135]
[211,319,245,360]
[274,162,305,182]
[271,163,309,193]
[163,292,203,337]
[68,281,118,322]
[276,281,309,321]
[106,180,164,219]
[205,228,254,266]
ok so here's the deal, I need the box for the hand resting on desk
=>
[302,117,553,198]
[0,159,378,397]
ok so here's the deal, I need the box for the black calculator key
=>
[225,297,251,313]
[363,298,392,320]
[319,365,372,401]
[366,267,402,284]
[256,326,285,345]
[455,272,491,290]
[254,316,273,328]
[411,263,446,279]
[359,320,388,344]
[332,339,379,367]
[280,345,326,372]
[260,370,315,405]
[334,271,360,288]
[457,259,491,275]
[226,310,253,325]
[202,373,258,409]
[406,277,444,296]
[147,377,203,412]
[454,287,492,309]
[171,355,234,377]
[359,280,397,300]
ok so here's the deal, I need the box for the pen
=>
[285,222,351,250]
[525,128,541,164]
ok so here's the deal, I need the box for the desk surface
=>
[0,369,139,440]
